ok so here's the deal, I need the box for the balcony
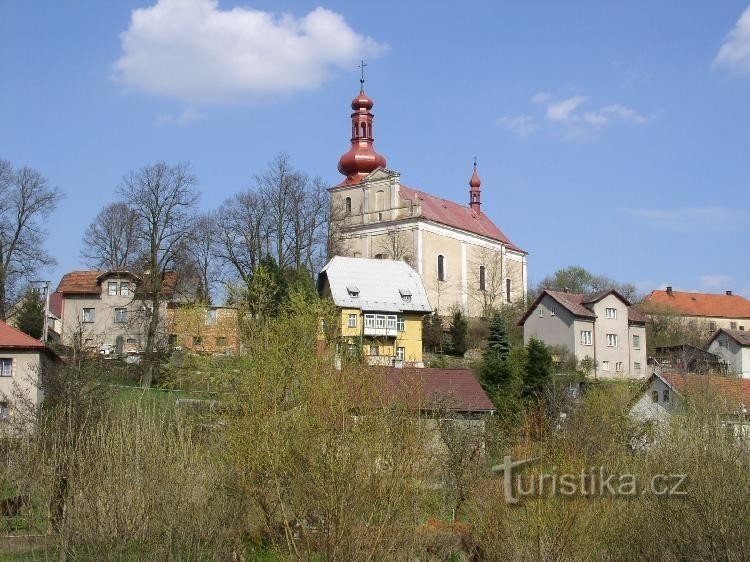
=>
[363,326,397,337]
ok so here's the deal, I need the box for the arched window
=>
[479,266,486,291]
[506,278,512,303]
[345,197,352,214]
[368,123,372,137]
[437,255,445,281]
[361,122,367,137]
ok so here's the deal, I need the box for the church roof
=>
[317,256,432,313]
[399,185,525,253]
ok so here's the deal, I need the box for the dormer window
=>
[347,285,359,298]
[399,288,412,303]
[108,281,118,296]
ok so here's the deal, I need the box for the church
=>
[329,78,528,318]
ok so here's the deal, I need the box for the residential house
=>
[55,270,183,355]
[630,371,750,437]
[0,320,60,424]
[520,289,648,379]
[317,256,432,367]
[652,344,724,375]
[642,287,750,334]
[707,329,750,378]
[166,304,241,355]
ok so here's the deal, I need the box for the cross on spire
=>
[358,60,368,90]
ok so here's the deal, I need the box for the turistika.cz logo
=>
[492,456,687,505]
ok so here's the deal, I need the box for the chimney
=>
[666,286,673,296]
[726,290,733,296]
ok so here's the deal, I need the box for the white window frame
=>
[580,331,592,346]
[397,317,405,332]
[602,361,610,372]
[0,359,12,377]
[606,333,618,347]
[365,314,375,328]
[108,281,118,296]
[83,308,95,323]
[114,308,128,323]
[376,314,386,329]
[605,307,617,319]
[550,305,557,317]
[348,314,357,328]
[120,282,131,297]
[386,315,397,330]
[632,334,640,349]
[615,361,623,372]
[634,362,641,373]
[396,347,405,361]
[538,307,544,318]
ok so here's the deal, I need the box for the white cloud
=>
[499,91,648,139]
[113,0,386,104]
[156,107,203,126]
[700,274,734,290]
[622,206,750,232]
[714,6,750,75]
[497,115,538,138]
[546,95,587,121]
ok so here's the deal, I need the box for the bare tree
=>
[0,159,63,320]
[287,176,329,273]
[216,190,268,287]
[258,153,295,268]
[183,212,221,304]
[375,228,414,265]
[469,247,506,317]
[80,202,143,270]
[118,162,198,386]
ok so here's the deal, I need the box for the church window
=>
[437,255,445,281]
[375,190,385,211]
[368,124,372,137]
[345,197,352,214]
[506,278,512,303]
[361,123,367,137]
[479,266,486,291]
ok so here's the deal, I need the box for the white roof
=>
[318,256,432,313]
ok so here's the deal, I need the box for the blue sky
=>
[1,1,749,297]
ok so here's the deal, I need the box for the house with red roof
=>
[55,269,185,355]
[0,320,59,423]
[519,289,648,379]
[328,82,527,317]
[642,286,750,334]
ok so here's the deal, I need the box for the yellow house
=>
[317,256,432,367]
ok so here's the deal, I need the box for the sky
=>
[1,1,749,298]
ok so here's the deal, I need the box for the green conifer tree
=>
[523,337,553,398]
[15,289,45,339]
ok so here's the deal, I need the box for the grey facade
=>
[521,290,648,379]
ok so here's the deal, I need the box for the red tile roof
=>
[661,372,750,411]
[377,368,495,413]
[56,271,102,294]
[644,290,750,319]
[0,320,47,351]
[399,185,525,253]
[56,270,179,299]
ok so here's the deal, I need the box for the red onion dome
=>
[469,165,482,188]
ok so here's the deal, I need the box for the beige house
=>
[330,84,527,317]
[520,289,648,379]
[642,287,750,334]
[0,320,59,424]
[55,270,182,354]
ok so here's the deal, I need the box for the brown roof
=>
[56,270,178,299]
[644,290,750,319]
[708,329,750,347]
[519,289,645,325]
[399,185,525,253]
[56,271,102,294]
[378,368,495,413]
[661,371,750,411]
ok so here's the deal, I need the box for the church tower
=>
[469,159,482,213]
[337,73,387,186]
